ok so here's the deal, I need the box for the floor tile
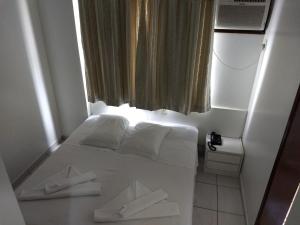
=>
[218,212,246,225]
[218,186,244,215]
[196,170,217,184]
[193,207,217,225]
[217,175,240,188]
[194,182,217,210]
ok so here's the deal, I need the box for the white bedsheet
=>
[17,117,198,225]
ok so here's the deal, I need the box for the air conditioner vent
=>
[215,0,271,31]
[217,5,265,28]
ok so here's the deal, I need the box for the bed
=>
[16,115,199,225]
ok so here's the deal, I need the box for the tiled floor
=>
[193,160,246,225]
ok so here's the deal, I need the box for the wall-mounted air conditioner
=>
[215,0,272,32]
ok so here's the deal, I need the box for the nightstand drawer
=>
[206,161,240,172]
[207,151,241,164]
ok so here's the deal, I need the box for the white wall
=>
[37,0,87,137]
[211,33,263,110]
[0,0,61,180]
[0,0,88,180]
[241,1,300,224]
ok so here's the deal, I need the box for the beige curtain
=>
[79,0,214,114]
[79,0,138,105]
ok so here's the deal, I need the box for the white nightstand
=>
[204,134,244,177]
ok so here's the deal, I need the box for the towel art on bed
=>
[17,165,101,201]
[94,181,180,222]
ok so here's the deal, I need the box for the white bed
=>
[16,116,199,225]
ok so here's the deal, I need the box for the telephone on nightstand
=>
[207,132,222,151]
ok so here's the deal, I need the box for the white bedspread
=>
[17,117,198,225]
[65,116,199,170]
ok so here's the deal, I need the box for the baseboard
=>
[240,175,250,225]
[12,139,62,189]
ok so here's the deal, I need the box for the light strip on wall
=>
[17,0,57,147]
[72,0,90,115]
[283,184,300,225]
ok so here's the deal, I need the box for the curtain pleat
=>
[79,0,137,105]
[79,0,214,114]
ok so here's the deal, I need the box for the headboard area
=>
[90,102,247,145]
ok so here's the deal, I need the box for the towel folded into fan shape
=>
[94,181,180,222]
[45,170,97,194]
[18,165,101,201]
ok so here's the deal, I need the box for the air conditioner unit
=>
[215,0,272,31]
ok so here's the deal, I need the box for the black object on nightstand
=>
[207,132,222,151]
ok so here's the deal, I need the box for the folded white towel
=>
[18,182,101,201]
[93,181,180,222]
[45,171,97,194]
[119,189,168,218]
[18,165,101,201]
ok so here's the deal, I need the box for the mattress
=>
[17,116,199,225]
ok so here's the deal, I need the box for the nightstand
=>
[204,134,244,177]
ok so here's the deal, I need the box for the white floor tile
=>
[218,186,244,215]
[196,171,217,184]
[193,207,217,225]
[194,183,217,210]
[217,175,240,188]
[218,212,245,225]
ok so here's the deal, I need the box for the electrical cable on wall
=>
[213,49,260,71]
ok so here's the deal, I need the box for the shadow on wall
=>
[90,101,247,145]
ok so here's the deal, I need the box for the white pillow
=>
[120,123,170,160]
[80,114,129,150]
[138,122,198,142]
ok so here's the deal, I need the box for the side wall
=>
[37,0,87,137]
[0,0,61,180]
[240,1,300,224]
